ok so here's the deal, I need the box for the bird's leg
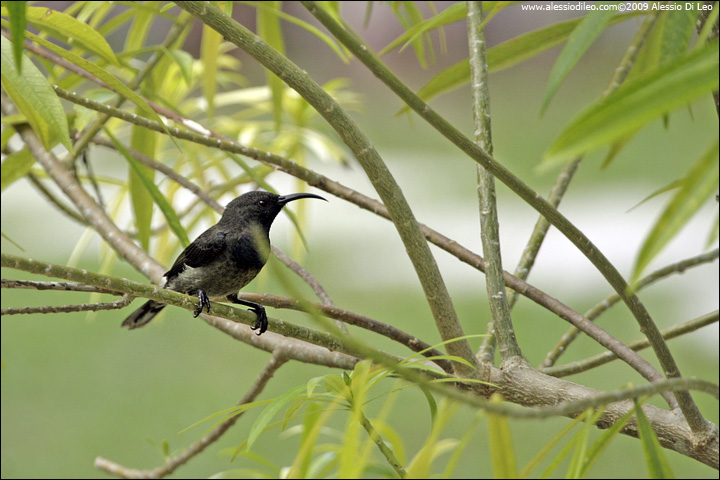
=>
[227,293,268,335]
[193,290,211,317]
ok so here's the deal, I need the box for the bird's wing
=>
[164,229,228,280]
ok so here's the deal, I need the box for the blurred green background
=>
[2,2,718,478]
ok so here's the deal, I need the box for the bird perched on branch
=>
[122,191,326,334]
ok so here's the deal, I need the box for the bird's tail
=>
[121,300,166,329]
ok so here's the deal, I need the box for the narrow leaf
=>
[1,147,34,191]
[247,385,306,451]
[0,35,72,151]
[541,6,615,114]
[487,394,516,478]
[129,121,157,250]
[632,139,719,282]
[406,12,642,111]
[16,27,170,137]
[579,407,636,477]
[4,1,26,73]
[105,129,190,247]
[634,399,674,478]
[380,2,467,55]
[544,41,719,166]
[257,1,285,129]
[243,1,348,62]
[201,23,221,118]
[21,6,119,66]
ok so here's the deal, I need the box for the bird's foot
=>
[249,305,268,335]
[193,290,211,317]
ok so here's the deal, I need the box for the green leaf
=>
[20,6,119,66]
[104,129,190,247]
[579,407,635,477]
[627,178,683,213]
[541,6,615,115]
[634,399,674,478]
[391,1,434,68]
[124,7,153,53]
[600,129,637,169]
[0,35,72,151]
[257,1,285,130]
[164,48,193,85]
[1,147,34,191]
[566,408,602,478]
[707,211,719,248]
[696,1,719,47]
[243,1,348,62]
[486,394,516,478]
[632,139,719,283]
[519,409,591,478]
[544,40,719,166]
[14,26,170,137]
[407,12,643,110]
[380,2,466,56]
[200,23,221,118]
[657,9,696,65]
[129,120,157,250]
[247,385,306,451]
[4,1,26,74]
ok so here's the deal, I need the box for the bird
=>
[122,191,326,334]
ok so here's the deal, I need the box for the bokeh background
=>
[2,2,718,478]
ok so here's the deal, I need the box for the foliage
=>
[0,1,717,479]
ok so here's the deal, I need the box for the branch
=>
[467,1,522,363]
[542,311,719,377]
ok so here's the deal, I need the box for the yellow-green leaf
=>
[105,129,190,247]
[257,1,285,130]
[487,394,516,478]
[16,27,171,139]
[1,147,34,191]
[21,6,119,66]
[632,139,719,283]
[0,35,72,151]
[4,1,26,73]
[634,399,674,478]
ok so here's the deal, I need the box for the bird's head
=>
[220,191,327,229]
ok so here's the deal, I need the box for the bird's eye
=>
[257,200,267,207]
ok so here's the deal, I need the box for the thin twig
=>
[2,295,132,315]
[95,349,289,479]
[1,279,120,294]
[542,311,719,377]
[543,249,720,368]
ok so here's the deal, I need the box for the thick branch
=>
[467,1,522,362]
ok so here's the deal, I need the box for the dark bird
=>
[122,191,326,334]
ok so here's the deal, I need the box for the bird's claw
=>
[249,306,268,335]
[193,290,211,317]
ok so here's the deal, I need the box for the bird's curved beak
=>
[277,193,327,206]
